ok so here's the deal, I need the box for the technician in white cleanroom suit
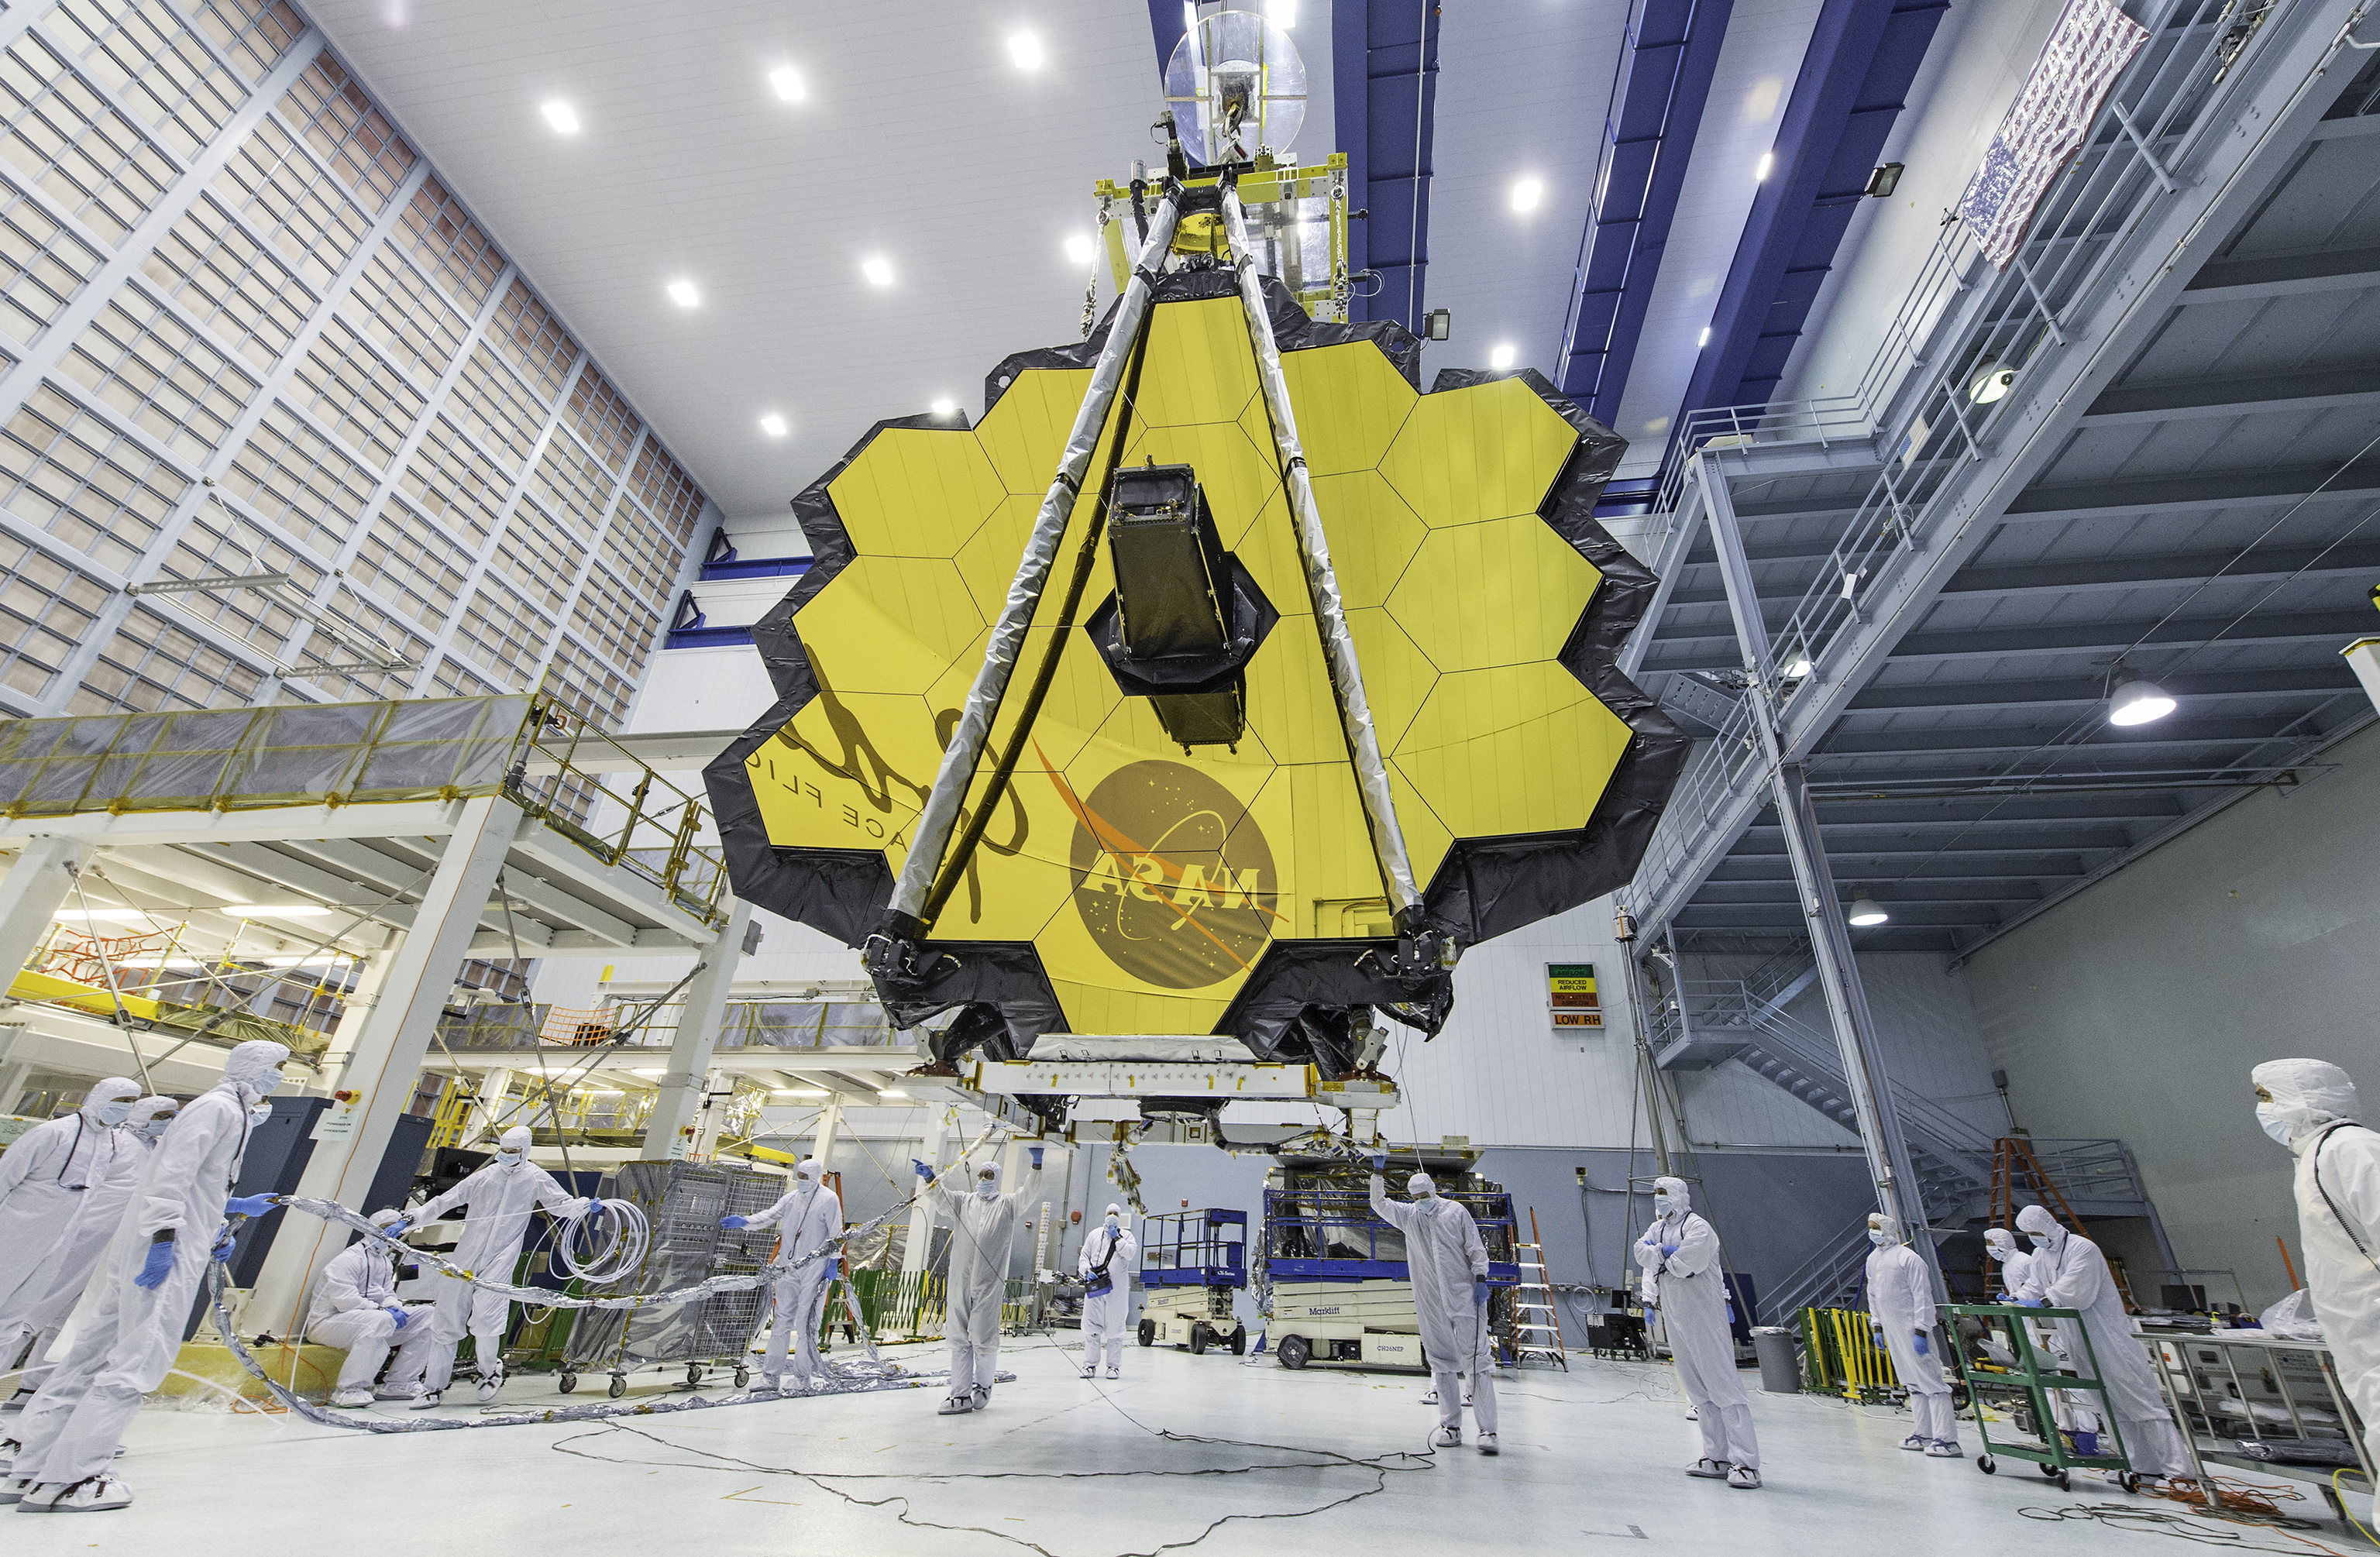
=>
[0,1078,143,1370]
[913,1154,1037,1414]
[380,1123,597,1407]
[307,1209,435,1407]
[1865,1212,1959,1456]
[2253,1058,2380,1494]
[1371,1161,1500,1454]
[721,1157,842,1393]
[1635,1175,1760,1489]
[5,1098,178,1407]
[2,1040,289,1514]
[1076,1204,1137,1380]
[1984,1225,2038,1299]
[2014,1202,2189,1478]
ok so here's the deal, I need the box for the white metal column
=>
[809,1094,843,1175]
[0,837,90,986]
[902,1111,948,1276]
[1694,457,1939,1286]
[245,795,520,1339]
[636,899,750,1158]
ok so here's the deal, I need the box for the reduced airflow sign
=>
[1548,963,1601,1029]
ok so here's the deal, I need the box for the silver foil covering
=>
[1219,187,1422,913]
[888,194,1187,921]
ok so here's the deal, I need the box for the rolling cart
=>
[559,1160,783,1397]
[1946,1302,2140,1492]
[1138,1208,1247,1354]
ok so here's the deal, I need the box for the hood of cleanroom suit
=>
[2014,1202,2065,1256]
[2255,1058,2358,1148]
[222,1040,290,1098]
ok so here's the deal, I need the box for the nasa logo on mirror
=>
[1064,761,1278,988]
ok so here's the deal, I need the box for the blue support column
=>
[1557,0,1736,428]
[1335,0,1443,331]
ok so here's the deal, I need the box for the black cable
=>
[2017,1503,2340,1555]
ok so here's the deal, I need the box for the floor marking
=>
[1584,1525,1649,1539]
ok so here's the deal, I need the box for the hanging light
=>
[1847,890,1889,926]
[2108,668,2175,727]
[1967,360,2016,404]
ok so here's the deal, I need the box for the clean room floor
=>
[7,1335,2353,1555]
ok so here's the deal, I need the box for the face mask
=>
[2027,1232,2053,1251]
[2257,1102,2299,1145]
[249,1103,273,1126]
[97,1099,136,1126]
[145,1114,177,1140]
[1986,1243,2012,1263]
[1867,1225,1888,1245]
[496,1149,524,1168]
[977,1175,998,1198]
[1653,1195,1674,1217]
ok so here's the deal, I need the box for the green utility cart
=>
[1945,1302,2141,1493]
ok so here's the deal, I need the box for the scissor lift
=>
[1138,1208,1248,1354]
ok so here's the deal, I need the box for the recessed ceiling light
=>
[1510,177,1543,213]
[1267,0,1298,26]
[878,1088,909,1098]
[1488,343,1515,370]
[540,100,580,135]
[666,280,699,308]
[1064,233,1095,265]
[1008,33,1044,69]
[1697,326,1711,348]
[1755,151,1774,182]
[930,397,956,418]
[862,256,893,287]
[769,66,804,102]
[758,413,787,438]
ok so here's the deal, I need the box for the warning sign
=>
[1547,964,1601,1029]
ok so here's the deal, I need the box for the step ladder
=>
[1989,1136,2140,1308]
[1509,1208,1567,1370]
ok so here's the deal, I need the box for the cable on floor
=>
[2018,1501,2347,1556]
[2333,1470,2380,1552]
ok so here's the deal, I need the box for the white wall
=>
[1773,0,2065,407]
[1959,722,2380,1312]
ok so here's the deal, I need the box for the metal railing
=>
[1627,0,2298,930]
[503,696,729,924]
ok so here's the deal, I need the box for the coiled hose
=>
[552,1196,650,1285]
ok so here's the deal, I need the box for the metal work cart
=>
[2148,1328,2373,1519]
[1946,1302,2141,1492]
[559,1160,784,1397]
[1137,1208,1247,1354]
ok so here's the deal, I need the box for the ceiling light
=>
[769,66,804,102]
[1846,890,1889,926]
[758,413,787,438]
[776,1088,827,1098]
[629,1068,666,1078]
[1697,326,1711,348]
[540,100,580,135]
[1782,651,1814,679]
[1267,0,1298,26]
[1488,343,1515,370]
[1064,233,1095,265]
[930,397,956,418]
[878,1088,909,1098]
[2108,669,2176,727]
[861,256,893,287]
[666,280,699,308]
[1008,33,1044,69]
[1509,177,1543,213]
[1755,151,1774,181]
[221,903,332,916]
[53,909,145,923]
[1968,361,2017,404]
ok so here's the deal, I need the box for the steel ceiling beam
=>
[1556,0,1735,425]
[2079,365,2380,424]
[2177,242,2380,304]
[1845,666,2359,711]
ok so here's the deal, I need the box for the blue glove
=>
[134,1237,176,1290]
[225,1193,278,1218]
[585,1197,603,1217]
[1660,1242,1679,1258]
[1029,1146,1044,1170]
[386,1305,409,1331]
[1474,1279,1489,1307]
[1913,1331,1931,1356]
[1371,1152,1388,1172]
[212,1222,239,1262]
[380,1217,411,1239]
[2021,1297,2048,1309]
[720,1215,751,1229]
[912,1160,934,1181]
[1992,1292,2011,1304]
[1873,1324,1887,1345]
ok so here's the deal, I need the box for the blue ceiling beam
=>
[1335,0,1443,330]
[1556,0,1737,429]
[1676,0,1948,422]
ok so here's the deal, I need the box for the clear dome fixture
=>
[1164,10,1306,166]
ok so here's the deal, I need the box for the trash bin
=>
[1752,1326,1801,1394]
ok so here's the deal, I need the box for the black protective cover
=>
[703,286,1683,1062]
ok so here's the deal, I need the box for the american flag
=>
[1960,0,2151,268]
